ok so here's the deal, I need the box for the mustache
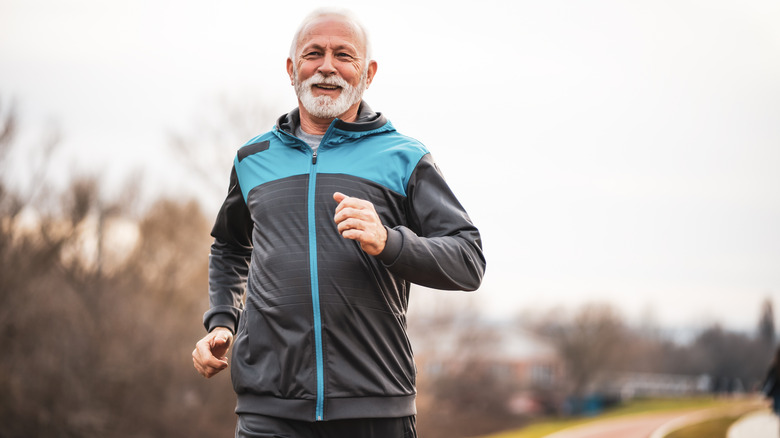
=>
[300,73,350,88]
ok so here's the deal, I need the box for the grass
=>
[664,415,742,438]
[481,397,743,438]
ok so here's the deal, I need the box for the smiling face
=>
[287,15,377,126]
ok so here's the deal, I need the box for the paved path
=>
[728,410,778,438]
[539,403,767,438]
[541,411,691,438]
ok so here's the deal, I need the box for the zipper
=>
[307,147,325,421]
[284,124,332,421]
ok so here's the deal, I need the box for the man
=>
[192,9,485,438]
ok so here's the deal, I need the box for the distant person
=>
[763,346,780,423]
[191,8,485,438]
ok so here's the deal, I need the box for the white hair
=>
[288,8,373,63]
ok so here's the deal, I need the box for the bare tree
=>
[167,93,283,213]
[0,99,236,437]
[408,295,525,438]
[531,302,628,398]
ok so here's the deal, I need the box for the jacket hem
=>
[235,394,416,421]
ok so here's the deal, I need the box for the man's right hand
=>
[192,327,234,378]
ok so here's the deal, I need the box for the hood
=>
[274,101,393,144]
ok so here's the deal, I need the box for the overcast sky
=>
[2,0,779,332]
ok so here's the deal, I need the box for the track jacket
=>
[204,102,486,422]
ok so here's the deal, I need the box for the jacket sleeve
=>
[202,165,253,334]
[376,153,486,291]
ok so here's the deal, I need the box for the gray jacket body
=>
[204,103,486,421]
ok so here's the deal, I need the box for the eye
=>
[336,52,354,60]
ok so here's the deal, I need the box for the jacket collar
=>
[276,101,389,136]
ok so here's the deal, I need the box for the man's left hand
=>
[333,192,387,256]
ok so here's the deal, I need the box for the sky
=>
[2,0,780,333]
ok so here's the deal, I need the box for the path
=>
[541,411,690,438]
[728,410,778,438]
[540,403,766,438]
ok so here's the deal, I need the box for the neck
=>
[298,102,361,135]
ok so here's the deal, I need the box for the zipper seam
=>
[288,123,332,421]
[308,148,325,421]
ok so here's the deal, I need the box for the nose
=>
[317,52,337,75]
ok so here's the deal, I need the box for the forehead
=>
[297,17,365,52]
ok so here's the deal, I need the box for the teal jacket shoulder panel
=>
[317,129,429,197]
[234,132,310,201]
[234,102,429,199]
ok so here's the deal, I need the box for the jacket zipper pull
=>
[312,151,318,164]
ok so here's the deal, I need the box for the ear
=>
[365,60,378,88]
[286,58,295,85]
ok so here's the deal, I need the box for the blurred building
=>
[410,320,565,415]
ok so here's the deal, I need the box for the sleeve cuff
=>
[205,313,237,335]
[376,226,403,266]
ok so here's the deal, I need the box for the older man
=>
[192,9,485,438]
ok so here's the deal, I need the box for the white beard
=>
[294,70,367,119]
